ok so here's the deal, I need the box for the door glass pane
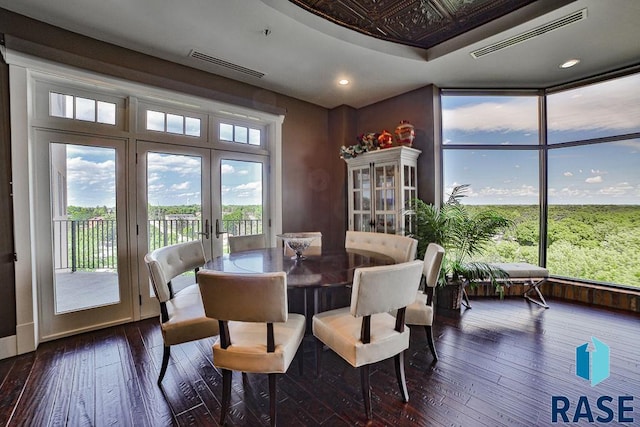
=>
[362,169,371,210]
[220,123,233,141]
[385,166,395,186]
[235,126,248,143]
[75,97,95,122]
[362,214,371,232]
[147,152,203,293]
[249,128,261,145]
[97,101,116,125]
[51,144,119,313]
[220,160,263,253]
[386,189,395,211]
[375,166,385,187]
[50,92,74,118]
[146,110,164,132]
[166,114,184,134]
[376,189,384,210]
[353,169,361,189]
[185,117,201,137]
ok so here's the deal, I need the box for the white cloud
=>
[171,181,190,191]
[585,176,603,184]
[442,98,538,132]
[444,74,640,134]
[234,181,261,191]
[221,164,235,174]
[67,156,116,205]
[147,152,201,176]
[563,171,573,177]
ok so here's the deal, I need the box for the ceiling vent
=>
[470,8,587,59]
[189,50,265,79]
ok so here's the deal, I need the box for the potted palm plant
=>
[408,185,513,310]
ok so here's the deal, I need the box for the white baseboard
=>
[0,335,17,360]
[16,322,37,355]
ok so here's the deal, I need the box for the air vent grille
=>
[189,50,265,79]
[471,8,587,59]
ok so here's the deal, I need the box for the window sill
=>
[465,279,640,313]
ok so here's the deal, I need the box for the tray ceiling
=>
[289,0,537,49]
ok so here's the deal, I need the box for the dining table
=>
[205,247,395,331]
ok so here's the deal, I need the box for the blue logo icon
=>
[576,337,610,387]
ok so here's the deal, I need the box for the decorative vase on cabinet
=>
[344,146,420,235]
[394,120,415,147]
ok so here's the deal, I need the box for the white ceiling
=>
[1,0,639,108]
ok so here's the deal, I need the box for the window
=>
[441,71,640,289]
[545,72,640,287]
[145,110,201,137]
[49,92,116,125]
[442,95,538,145]
[547,73,640,144]
[219,122,261,146]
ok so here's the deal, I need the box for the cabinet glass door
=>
[403,164,417,234]
[374,163,397,233]
[351,166,371,231]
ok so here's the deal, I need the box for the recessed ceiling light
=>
[560,59,580,69]
[338,79,350,86]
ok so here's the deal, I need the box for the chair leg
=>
[296,343,304,376]
[158,346,170,385]
[394,352,409,403]
[315,338,323,378]
[425,326,439,361]
[220,369,232,425]
[269,373,277,427]
[360,365,372,420]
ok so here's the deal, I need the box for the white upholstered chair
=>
[312,260,424,420]
[405,243,445,361]
[198,270,305,427]
[228,233,267,253]
[283,231,322,257]
[144,240,220,385]
[345,230,417,263]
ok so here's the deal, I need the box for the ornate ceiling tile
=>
[289,0,538,49]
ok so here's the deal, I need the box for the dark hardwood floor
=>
[1,297,638,426]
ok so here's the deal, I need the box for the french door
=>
[34,130,133,340]
[136,141,269,317]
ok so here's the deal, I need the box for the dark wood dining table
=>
[205,247,395,331]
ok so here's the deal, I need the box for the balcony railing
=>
[53,218,262,271]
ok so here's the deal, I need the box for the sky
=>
[65,149,263,208]
[442,73,640,205]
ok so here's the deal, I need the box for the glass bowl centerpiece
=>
[277,233,318,260]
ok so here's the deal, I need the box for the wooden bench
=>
[462,262,550,309]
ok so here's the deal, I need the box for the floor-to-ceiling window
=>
[546,72,640,287]
[441,70,640,289]
[441,93,541,265]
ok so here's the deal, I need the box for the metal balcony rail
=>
[52,218,262,271]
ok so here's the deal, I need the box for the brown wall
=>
[356,86,438,204]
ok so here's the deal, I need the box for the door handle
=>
[215,219,227,239]
[199,219,210,240]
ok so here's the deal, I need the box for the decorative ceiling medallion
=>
[289,0,538,50]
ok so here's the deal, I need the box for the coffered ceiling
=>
[289,0,536,49]
[1,0,639,108]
